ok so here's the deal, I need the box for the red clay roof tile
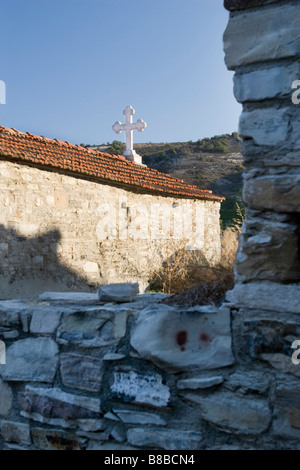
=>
[0,126,224,201]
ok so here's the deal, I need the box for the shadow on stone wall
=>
[0,225,97,300]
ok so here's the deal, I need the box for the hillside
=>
[87,133,244,227]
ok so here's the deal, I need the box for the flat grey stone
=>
[177,376,224,390]
[113,409,167,425]
[0,378,12,417]
[110,370,170,407]
[39,291,99,302]
[31,427,86,450]
[226,370,270,394]
[30,309,62,334]
[130,304,234,370]
[226,282,300,314]
[98,283,139,303]
[187,391,271,435]
[0,337,58,382]
[127,427,203,450]
[261,353,300,379]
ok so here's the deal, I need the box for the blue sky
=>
[0,0,242,145]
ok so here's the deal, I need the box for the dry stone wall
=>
[0,160,221,299]
[0,285,299,450]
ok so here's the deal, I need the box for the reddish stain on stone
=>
[176,330,187,351]
[200,332,210,342]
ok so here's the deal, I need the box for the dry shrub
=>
[149,210,243,306]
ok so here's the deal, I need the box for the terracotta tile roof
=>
[0,126,224,201]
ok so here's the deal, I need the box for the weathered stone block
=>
[98,283,139,303]
[0,420,31,445]
[226,282,300,314]
[130,304,234,370]
[235,218,300,282]
[261,353,300,379]
[226,370,270,394]
[0,338,58,382]
[31,427,86,450]
[30,309,62,334]
[224,3,300,69]
[60,352,103,392]
[110,369,170,407]
[0,378,12,417]
[233,62,300,102]
[238,108,289,146]
[272,383,300,439]
[243,174,300,213]
[189,392,271,435]
[127,427,203,450]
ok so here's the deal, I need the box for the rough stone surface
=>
[239,108,290,147]
[272,383,300,439]
[0,421,31,445]
[60,353,103,392]
[190,392,271,435]
[261,353,300,379]
[235,218,300,282]
[233,62,300,102]
[226,370,270,394]
[110,370,170,408]
[223,3,300,69]
[243,174,300,213]
[0,378,12,417]
[30,309,62,334]
[130,304,234,370]
[226,282,300,314]
[127,427,203,450]
[31,427,86,450]
[0,338,58,382]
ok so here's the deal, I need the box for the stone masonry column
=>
[223,0,300,444]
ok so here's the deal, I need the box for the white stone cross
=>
[112,105,146,165]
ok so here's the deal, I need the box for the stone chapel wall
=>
[0,159,221,299]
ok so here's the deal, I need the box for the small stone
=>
[31,427,86,450]
[226,282,300,314]
[127,427,203,450]
[0,421,31,445]
[98,283,139,303]
[177,376,224,390]
[239,108,289,146]
[0,378,12,417]
[110,370,170,408]
[226,370,270,394]
[272,383,300,438]
[112,409,167,425]
[224,3,300,69]
[103,353,126,361]
[261,353,300,379]
[1,338,58,382]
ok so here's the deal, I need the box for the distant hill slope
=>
[87,133,244,227]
